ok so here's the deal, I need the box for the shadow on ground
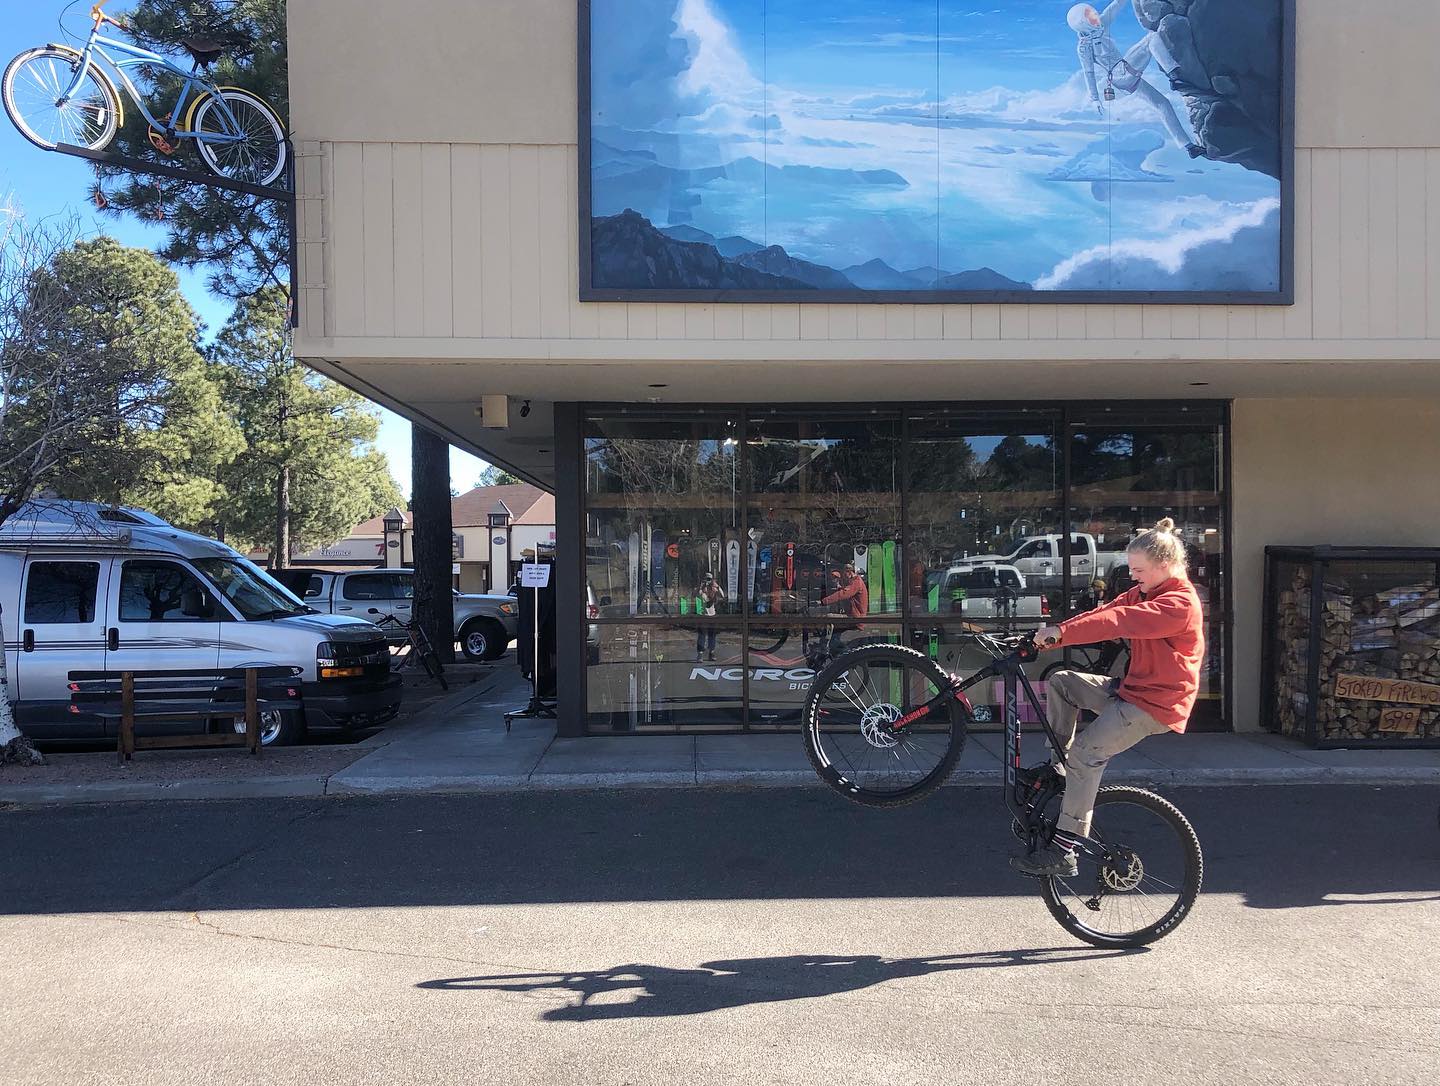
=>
[417,947,1141,1020]
[1,784,1437,915]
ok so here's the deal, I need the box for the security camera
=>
[519,400,532,419]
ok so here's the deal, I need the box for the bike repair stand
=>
[504,561,557,732]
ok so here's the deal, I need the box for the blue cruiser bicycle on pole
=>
[3,1,286,187]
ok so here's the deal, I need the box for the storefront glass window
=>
[1068,409,1226,730]
[584,413,742,619]
[907,411,1062,626]
[581,404,1229,733]
[586,623,744,731]
[746,412,902,619]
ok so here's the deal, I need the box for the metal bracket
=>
[52,139,299,327]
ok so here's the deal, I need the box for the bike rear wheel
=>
[803,644,967,808]
[3,47,120,151]
[1040,785,1202,948]
[411,630,449,690]
[189,87,286,186]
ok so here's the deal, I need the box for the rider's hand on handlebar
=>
[1034,625,1062,648]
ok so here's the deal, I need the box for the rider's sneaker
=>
[1009,842,1078,878]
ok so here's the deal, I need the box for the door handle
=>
[22,629,34,653]
[338,605,353,611]
[108,627,119,652]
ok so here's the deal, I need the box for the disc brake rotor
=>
[1101,848,1145,892]
[858,703,902,748]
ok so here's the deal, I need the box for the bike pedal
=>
[147,130,176,155]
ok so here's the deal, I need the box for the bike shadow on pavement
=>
[416,947,1143,1021]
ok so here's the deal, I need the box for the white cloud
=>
[1035,198,1281,290]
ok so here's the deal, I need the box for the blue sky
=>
[0,4,485,497]
[591,0,1282,289]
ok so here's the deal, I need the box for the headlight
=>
[316,641,336,667]
[498,603,516,615]
[316,641,363,679]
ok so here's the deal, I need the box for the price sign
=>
[520,563,551,588]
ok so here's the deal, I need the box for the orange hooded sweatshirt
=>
[1056,577,1205,731]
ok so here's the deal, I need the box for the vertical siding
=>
[302,142,1440,353]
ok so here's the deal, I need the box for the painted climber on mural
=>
[1066,1,1204,157]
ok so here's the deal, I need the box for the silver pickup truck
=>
[281,568,518,660]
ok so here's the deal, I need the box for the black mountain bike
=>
[374,612,448,690]
[802,632,1202,948]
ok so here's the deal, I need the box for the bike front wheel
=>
[188,87,287,187]
[1040,785,1203,948]
[3,47,120,151]
[803,644,967,808]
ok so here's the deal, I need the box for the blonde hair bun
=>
[1129,518,1187,569]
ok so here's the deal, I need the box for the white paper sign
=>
[520,563,552,588]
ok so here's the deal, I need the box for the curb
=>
[3,763,1435,806]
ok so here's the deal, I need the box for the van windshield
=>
[191,558,311,620]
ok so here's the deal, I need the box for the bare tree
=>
[0,206,195,764]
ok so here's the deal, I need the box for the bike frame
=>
[890,638,1110,862]
[55,19,244,142]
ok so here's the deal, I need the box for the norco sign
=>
[690,666,816,686]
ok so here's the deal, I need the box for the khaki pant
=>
[1046,670,1171,836]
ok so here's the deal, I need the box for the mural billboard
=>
[580,0,1291,302]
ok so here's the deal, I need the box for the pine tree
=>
[209,287,401,562]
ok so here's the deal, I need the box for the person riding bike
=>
[1012,518,1204,878]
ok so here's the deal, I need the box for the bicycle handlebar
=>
[91,1,129,31]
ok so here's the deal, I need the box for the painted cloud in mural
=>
[586,0,1286,295]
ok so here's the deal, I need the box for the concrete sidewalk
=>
[4,669,1439,805]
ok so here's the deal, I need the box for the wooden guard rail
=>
[67,666,303,763]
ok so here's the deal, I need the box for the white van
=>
[0,501,401,745]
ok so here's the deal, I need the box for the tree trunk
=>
[274,464,291,569]
[411,424,456,663]
[0,608,45,765]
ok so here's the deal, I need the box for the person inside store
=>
[1077,577,1106,611]
[1012,518,1205,877]
[818,561,869,658]
[694,571,726,662]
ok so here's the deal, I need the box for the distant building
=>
[256,484,555,593]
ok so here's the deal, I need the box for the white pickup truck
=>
[276,567,518,660]
[967,533,1127,588]
[934,564,1051,621]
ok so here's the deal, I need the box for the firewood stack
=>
[1273,565,1440,741]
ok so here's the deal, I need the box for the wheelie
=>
[803,519,1205,948]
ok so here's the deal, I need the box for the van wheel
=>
[461,619,507,661]
[235,708,305,746]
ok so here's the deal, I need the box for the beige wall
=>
[1230,398,1440,729]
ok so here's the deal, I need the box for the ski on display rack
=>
[650,531,667,615]
[881,539,897,613]
[747,539,760,612]
[666,540,682,613]
[726,537,741,608]
[865,543,883,613]
[756,546,772,614]
[709,538,721,576]
[784,542,797,615]
[627,531,640,616]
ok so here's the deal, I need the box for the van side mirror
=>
[181,588,212,618]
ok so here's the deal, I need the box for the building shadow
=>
[417,946,1140,1021]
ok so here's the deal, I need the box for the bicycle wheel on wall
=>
[187,87,286,186]
[803,644,967,808]
[3,47,120,151]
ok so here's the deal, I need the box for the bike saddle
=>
[179,36,224,66]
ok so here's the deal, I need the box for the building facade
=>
[289,0,1440,739]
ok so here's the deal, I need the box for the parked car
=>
[284,568,518,661]
[0,502,400,746]
[967,532,1128,589]
[935,563,1050,620]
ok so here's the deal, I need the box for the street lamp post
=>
[382,508,404,567]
